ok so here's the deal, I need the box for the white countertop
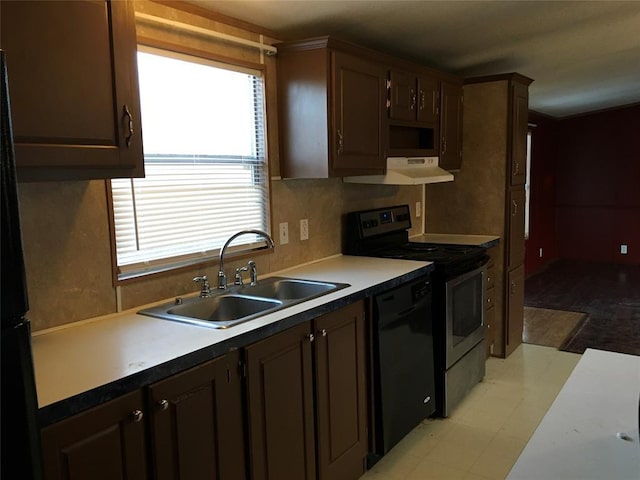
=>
[507,348,640,480]
[412,233,500,247]
[33,255,430,410]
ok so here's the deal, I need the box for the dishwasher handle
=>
[376,296,431,329]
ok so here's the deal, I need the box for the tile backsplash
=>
[19,178,421,331]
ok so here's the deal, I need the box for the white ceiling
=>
[189,0,640,118]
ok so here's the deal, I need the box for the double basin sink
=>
[139,277,350,329]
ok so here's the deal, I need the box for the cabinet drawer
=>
[484,306,495,358]
[486,266,495,290]
[485,286,495,311]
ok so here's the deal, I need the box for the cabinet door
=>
[506,264,525,356]
[331,51,386,175]
[315,301,367,480]
[439,81,463,171]
[0,0,143,181]
[148,351,246,480]
[508,187,526,269]
[41,390,148,480]
[246,322,316,480]
[510,81,529,186]
[417,74,439,124]
[389,70,416,121]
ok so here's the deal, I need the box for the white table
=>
[508,348,640,480]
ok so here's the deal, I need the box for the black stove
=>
[345,205,488,276]
[346,204,489,418]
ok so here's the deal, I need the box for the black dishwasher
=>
[372,276,435,459]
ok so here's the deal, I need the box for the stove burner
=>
[403,243,439,252]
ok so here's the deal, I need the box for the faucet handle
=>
[234,266,249,286]
[193,276,211,297]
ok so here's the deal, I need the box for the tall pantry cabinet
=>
[425,73,533,358]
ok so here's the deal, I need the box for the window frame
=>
[106,39,273,285]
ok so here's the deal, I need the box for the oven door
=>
[444,265,486,369]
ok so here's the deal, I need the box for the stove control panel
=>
[354,205,412,238]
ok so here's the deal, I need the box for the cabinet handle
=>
[410,88,417,110]
[419,89,425,111]
[337,129,344,155]
[441,138,447,155]
[514,161,520,175]
[123,104,134,148]
[157,399,169,411]
[511,282,516,295]
[130,410,144,423]
[512,200,518,216]
[319,328,328,337]
[306,333,315,343]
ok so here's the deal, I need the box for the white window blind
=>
[111,47,270,279]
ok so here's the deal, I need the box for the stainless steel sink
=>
[237,277,340,300]
[138,277,350,329]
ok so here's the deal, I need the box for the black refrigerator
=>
[1,49,44,479]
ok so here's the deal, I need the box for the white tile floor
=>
[361,344,582,480]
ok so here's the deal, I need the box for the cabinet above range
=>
[276,36,463,179]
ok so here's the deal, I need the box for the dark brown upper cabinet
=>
[277,37,387,178]
[439,81,464,171]
[1,0,144,182]
[386,70,441,157]
[388,70,439,125]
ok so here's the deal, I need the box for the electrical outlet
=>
[415,202,421,218]
[539,247,543,258]
[300,219,309,241]
[621,244,628,255]
[279,222,289,245]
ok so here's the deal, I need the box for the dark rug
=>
[525,260,640,356]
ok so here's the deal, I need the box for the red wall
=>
[525,104,640,274]
[525,112,560,273]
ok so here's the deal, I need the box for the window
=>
[524,130,532,238]
[110,47,270,280]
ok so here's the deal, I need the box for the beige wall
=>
[20,2,422,331]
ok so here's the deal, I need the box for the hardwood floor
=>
[524,260,640,356]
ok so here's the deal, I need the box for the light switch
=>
[279,222,289,245]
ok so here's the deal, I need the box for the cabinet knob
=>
[410,88,417,110]
[320,329,328,337]
[158,399,169,411]
[306,333,315,343]
[130,410,144,423]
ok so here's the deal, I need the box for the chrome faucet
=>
[218,229,275,289]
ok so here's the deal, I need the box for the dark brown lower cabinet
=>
[41,390,148,480]
[41,351,246,480]
[315,302,368,480]
[148,350,246,480]
[245,301,367,480]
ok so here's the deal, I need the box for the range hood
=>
[343,157,454,185]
